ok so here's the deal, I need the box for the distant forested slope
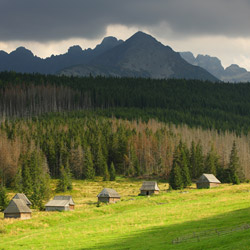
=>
[1,72,250,134]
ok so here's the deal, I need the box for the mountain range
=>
[180,52,250,83]
[0,31,248,82]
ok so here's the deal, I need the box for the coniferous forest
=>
[0,72,250,208]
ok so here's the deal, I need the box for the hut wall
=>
[4,213,31,219]
[109,198,120,203]
[45,206,69,211]
[4,213,20,219]
[196,182,210,189]
[20,213,31,219]
[98,197,110,203]
[140,190,159,195]
[69,205,75,210]
[209,183,220,188]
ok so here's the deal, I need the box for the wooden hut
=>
[139,181,160,195]
[12,193,32,207]
[4,199,31,219]
[97,188,121,203]
[196,174,221,189]
[45,196,75,211]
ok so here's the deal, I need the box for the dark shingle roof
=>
[53,196,74,205]
[140,181,160,191]
[97,188,121,198]
[197,174,221,184]
[45,195,74,207]
[12,193,32,206]
[4,199,31,214]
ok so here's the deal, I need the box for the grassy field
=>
[1,178,250,250]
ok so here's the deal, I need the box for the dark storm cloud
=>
[0,0,250,41]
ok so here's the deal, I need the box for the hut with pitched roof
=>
[97,188,121,203]
[139,181,160,195]
[12,193,32,207]
[45,196,75,211]
[196,174,221,189]
[4,199,31,219]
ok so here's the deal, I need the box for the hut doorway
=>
[146,191,149,195]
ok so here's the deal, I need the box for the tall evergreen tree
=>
[110,162,116,181]
[57,163,72,192]
[103,163,110,181]
[204,146,218,175]
[83,146,95,179]
[15,149,51,209]
[190,141,204,179]
[0,185,9,212]
[228,141,241,184]
[169,147,183,190]
[180,148,191,188]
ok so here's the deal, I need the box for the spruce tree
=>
[228,141,241,184]
[169,162,183,190]
[96,145,106,177]
[103,163,110,181]
[169,147,183,190]
[180,149,191,188]
[83,146,95,179]
[15,149,51,210]
[0,185,9,212]
[110,162,116,181]
[204,146,218,175]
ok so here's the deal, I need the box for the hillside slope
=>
[1,180,250,250]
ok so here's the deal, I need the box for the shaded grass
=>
[0,179,250,249]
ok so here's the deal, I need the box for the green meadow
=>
[1,178,250,250]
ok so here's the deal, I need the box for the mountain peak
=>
[67,45,83,54]
[10,47,34,57]
[101,36,120,45]
[128,31,157,42]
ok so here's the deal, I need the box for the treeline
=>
[0,114,248,193]
[1,72,250,134]
[169,140,243,190]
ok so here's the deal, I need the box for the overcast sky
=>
[1,0,250,70]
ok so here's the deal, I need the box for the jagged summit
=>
[60,32,218,81]
[10,47,34,57]
[67,45,83,54]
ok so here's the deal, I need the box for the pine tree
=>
[169,147,183,190]
[96,145,106,177]
[204,146,218,175]
[110,162,116,181]
[228,141,241,184]
[190,141,204,179]
[15,149,51,210]
[0,185,9,211]
[180,149,191,188]
[57,163,72,192]
[83,146,95,179]
[103,163,110,181]
[169,162,183,190]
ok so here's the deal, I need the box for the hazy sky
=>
[1,0,250,70]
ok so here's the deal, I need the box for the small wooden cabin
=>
[45,196,75,211]
[97,188,121,203]
[140,181,160,195]
[196,174,221,189]
[4,199,31,219]
[12,193,32,207]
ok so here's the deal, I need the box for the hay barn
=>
[45,196,75,211]
[12,193,32,207]
[4,199,31,219]
[140,181,160,195]
[196,174,221,189]
[97,188,121,203]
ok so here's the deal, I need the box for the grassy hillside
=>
[1,178,250,250]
